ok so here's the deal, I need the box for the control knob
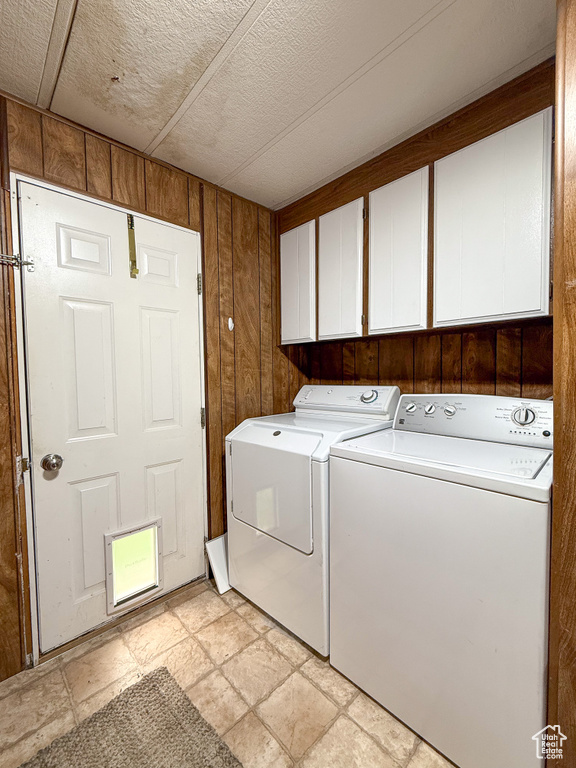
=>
[424,404,436,415]
[361,389,378,403]
[444,405,456,417]
[405,402,417,414]
[512,407,536,426]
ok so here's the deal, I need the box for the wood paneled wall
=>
[277,60,555,403]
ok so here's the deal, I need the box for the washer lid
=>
[331,430,553,501]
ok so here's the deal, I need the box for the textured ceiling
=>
[0,0,556,209]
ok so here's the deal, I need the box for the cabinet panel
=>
[318,198,363,340]
[280,220,316,343]
[434,108,552,327]
[369,167,428,334]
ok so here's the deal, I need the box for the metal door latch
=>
[0,253,35,271]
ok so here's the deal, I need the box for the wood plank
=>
[188,178,201,231]
[259,209,274,415]
[298,346,310,392]
[145,160,188,227]
[354,339,379,384]
[495,327,522,397]
[85,134,112,199]
[308,345,321,384]
[342,342,355,383]
[414,335,441,393]
[320,342,343,384]
[111,146,145,210]
[287,345,301,407]
[279,59,554,232]
[217,193,236,444]
[0,98,9,191]
[202,185,224,539]
[42,116,86,191]
[462,330,496,394]
[550,1,576,751]
[441,333,462,393]
[233,196,261,423]
[378,336,414,392]
[271,214,290,413]
[6,101,43,177]
[522,322,553,398]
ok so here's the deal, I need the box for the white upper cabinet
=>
[434,108,552,327]
[280,220,316,344]
[318,198,364,340]
[369,167,429,334]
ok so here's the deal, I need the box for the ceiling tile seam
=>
[36,0,78,109]
[144,0,274,154]
[214,0,458,187]
[270,42,556,210]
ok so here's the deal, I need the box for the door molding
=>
[10,172,208,662]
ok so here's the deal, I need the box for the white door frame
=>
[10,172,208,664]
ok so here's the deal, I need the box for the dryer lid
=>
[230,425,320,554]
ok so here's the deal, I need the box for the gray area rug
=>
[20,667,242,768]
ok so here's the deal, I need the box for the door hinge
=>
[0,252,34,271]
[127,215,139,278]
[550,281,554,301]
[362,208,368,220]
[200,407,206,428]
[197,273,202,295]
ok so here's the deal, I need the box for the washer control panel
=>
[394,394,553,449]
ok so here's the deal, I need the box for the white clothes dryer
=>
[330,393,553,768]
[226,385,400,655]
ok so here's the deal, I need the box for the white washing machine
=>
[330,394,553,768]
[226,384,400,655]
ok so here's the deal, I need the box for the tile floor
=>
[0,580,454,768]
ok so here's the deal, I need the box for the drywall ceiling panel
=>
[50,0,256,149]
[152,0,441,180]
[0,0,58,103]
[221,0,556,208]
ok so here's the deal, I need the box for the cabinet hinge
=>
[0,253,34,271]
[362,208,368,220]
[361,314,366,326]
[197,273,202,294]
[126,215,139,278]
[200,407,206,428]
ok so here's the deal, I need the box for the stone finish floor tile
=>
[221,638,293,705]
[236,602,276,633]
[0,669,71,749]
[408,741,454,768]
[0,710,76,768]
[172,589,230,633]
[301,657,357,707]
[195,611,258,665]
[75,669,142,722]
[265,627,312,667]
[186,670,249,735]
[0,656,61,702]
[224,712,293,768]
[257,672,338,759]
[300,716,399,768]
[63,635,137,704]
[348,691,419,763]
[123,610,188,665]
[220,590,246,608]
[142,636,214,690]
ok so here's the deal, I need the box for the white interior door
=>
[18,181,206,652]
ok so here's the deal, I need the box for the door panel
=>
[19,181,205,651]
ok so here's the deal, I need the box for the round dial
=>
[424,404,436,415]
[512,407,536,426]
[405,403,417,414]
[444,405,456,417]
[361,389,378,403]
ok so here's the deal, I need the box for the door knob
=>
[40,454,63,471]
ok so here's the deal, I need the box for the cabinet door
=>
[434,108,552,327]
[280,220,316,343]
[369,167,428,334]
[318,198,364,340]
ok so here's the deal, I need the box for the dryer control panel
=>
[294,385,400,419]
[394,394,553,449]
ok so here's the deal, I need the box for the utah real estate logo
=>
[532,725,567,760]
